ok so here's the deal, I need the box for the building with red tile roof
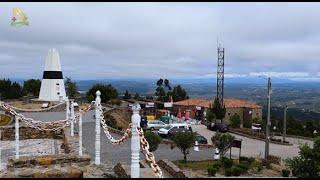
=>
[173,98,262,126]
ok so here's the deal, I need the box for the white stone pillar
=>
[70,99,75,137]
[131,103,141,178]
[66,98,70,120]
[15,116,19,159]
[194,141,199,152]
[79,112,83,156]
[95,91,101,165]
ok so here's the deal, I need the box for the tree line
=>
[0,78,40,100]
[0,77,81,100]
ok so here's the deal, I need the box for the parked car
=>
[147,120,167,130]
[168,126,192,137]
[207,122,229,133]
[158,123,191,137]
[195,134,208,144]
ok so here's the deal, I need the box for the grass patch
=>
[173,160,218,171]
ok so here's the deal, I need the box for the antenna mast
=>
[216,41,225,106]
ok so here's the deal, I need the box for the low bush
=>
[236,163,249,172]
[282,169,290,177]
[224,168,232,176]
[267,155,281,165]
[239,156,249,162]
[212,161,222,170]
[231,166,243,176]
[250,160,263,173]
[221,157,233,169]
[207,167,218,176]
[248,157,255,164]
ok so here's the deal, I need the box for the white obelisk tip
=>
[39,49,66,102]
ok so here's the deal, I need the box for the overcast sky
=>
[0,2,320,80]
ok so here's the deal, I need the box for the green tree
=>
[65,77,79,98]
[123,90,131,99]
[211,132,235,156]
[205,110,216,124]
[171,131,196,163]
[86,83,118,103]
[10,82,23,99]
[145,131,162,152]
[23,79,41,96]
[285,137,320,178]
[0,79,23,100]
[211,98,226,122]
[170,85,189,102]
[229,114,241,128]
[155,78,172,102]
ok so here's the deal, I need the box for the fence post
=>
[15,116,19,159]
[66,97,70,121]
[70,99,75,137]
[95,91,101,165]
[79,112,83,156]
[131,103,141,178]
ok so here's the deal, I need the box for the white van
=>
[157,123,191,137]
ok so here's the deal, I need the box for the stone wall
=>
[2,166,84,178]
[158,159,191,178]
[113,163,130,178]
[0,126,64,141]
[6,154,90,170]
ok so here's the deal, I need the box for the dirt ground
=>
[10,101,43,109]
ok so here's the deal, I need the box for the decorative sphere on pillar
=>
[96,90,101,96]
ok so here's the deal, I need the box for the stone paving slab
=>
[1,139,63,168]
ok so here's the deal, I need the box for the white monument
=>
[39,49,66,102]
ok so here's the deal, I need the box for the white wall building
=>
[38,49,66,102]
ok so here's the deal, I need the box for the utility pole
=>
[265,77,271,162]
[283,105,288,143]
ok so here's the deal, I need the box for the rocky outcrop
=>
[113,163,130,178]
[158,159,192,178]
[2,166,83,178]
[6,154,91,170]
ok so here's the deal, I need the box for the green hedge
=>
[282,169,290,177]
[221,157,233,169]
[231,166,243,176]
[207,167,218,176]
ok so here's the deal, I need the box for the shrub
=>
[250,160,263,173]
[231,166,243,176]
[239,156,249,162]
[212,161,222,170]
[207,167,217,176]
[239,156,255,164]
[221,157,233,169]
[236,163,249,172]
[145,131,162,152]
[267,155,281,165]
[229,114,241,128]
[248,157,255,164]
[282,169,290,177]
[224,168,232,176]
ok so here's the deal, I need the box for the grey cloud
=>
[0,2,320,80]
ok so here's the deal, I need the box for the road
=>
[21,111,314,164]
[192,124,313,160]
